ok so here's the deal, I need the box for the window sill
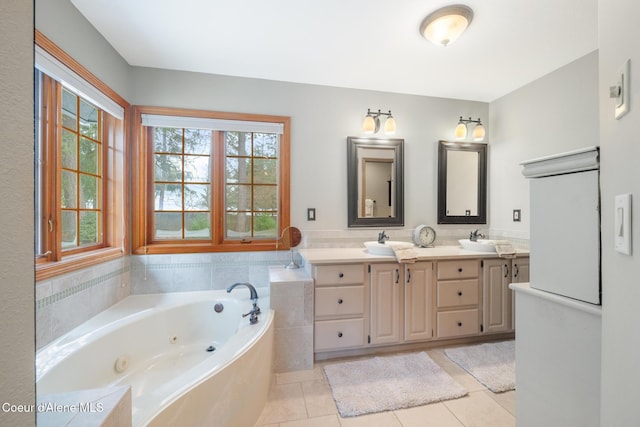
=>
[36,247,125,282]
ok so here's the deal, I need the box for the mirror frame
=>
[347,136,404,228]
[437,140,487,224]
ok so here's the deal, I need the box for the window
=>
[132,107,290,254]
[35,31,129,280]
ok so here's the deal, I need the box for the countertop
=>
[299,245,529,265]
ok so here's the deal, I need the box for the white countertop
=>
[299,245,529,265]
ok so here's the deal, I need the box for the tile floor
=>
[255,347,515,427]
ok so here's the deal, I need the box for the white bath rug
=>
[323,352,467,417]
[444,340,516,393]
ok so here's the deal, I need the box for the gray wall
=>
[0,1,36,425]
[36,0,133,101]
[598,0,640,425]
[488,51,600,239]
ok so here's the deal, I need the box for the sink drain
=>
[206,345,216,352]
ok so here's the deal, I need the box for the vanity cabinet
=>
[483,257,530,333]
[312,264,368,352]
[369,261,434,345]
[435,259,481,338]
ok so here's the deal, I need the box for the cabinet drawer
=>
[437,279,479,308]
[315,286,365,317]
[437,309,479,338]
[437,260,479,280]
[314,318,365,351]
[314,264,364,285]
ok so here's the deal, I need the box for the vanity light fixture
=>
[455,116,485,141]
[363,109,396,134]
[420,4,474,47]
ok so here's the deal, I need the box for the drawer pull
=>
[338,298,343,304]
[457,291,463,296]
[458,268,463,273]
[337,332,343,338]
[338,272,344,278]
[457,322,462,327]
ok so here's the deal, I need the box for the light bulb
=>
[384,116,396,134]
[362,114,376,134]
[472,123,485,141]
[454,122,467,139]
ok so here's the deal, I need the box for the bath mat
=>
[323,352,467,417]
[444,340,515,393]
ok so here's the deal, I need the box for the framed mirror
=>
[437,140,487,224]
[347,137,404,228]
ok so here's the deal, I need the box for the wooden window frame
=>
[35,31,129,281]
[132,106,291,254]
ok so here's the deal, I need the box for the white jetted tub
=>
[36,290,274,426]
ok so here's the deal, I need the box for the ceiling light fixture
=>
[420,4,474,47]
[455,116,485,141]
[363,109,396,134]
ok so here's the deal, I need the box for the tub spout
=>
[227,282,259,301]
[227,282,260,325]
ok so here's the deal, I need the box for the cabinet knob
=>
[338,273,344,278]
[458,268,463,273]
[338,298,343,304]
[337,332,343,338]
[457,322,462,327]
[457,291,463,296]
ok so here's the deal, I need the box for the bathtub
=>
[36,290,274,427]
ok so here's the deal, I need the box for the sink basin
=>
[458,239,497,252]
[364,241,413,256]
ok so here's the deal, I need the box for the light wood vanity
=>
[300,246,529,360]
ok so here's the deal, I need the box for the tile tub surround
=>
[269,266,314,373]
[130,250,298,294]
[35,257,131,349]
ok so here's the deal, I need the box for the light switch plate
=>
[614,193,631,255]
[615,59,630,120]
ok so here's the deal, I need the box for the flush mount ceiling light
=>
[420,4,474,47]
[363,109,396,134]
[455,116,485,141]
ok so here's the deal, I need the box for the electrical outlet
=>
[513,209,521,222]
[307,208,316,221]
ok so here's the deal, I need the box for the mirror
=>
[437,140,487,224]
[280,226,302,269]
[347,137,404,228]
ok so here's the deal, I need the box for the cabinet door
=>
[510,257,529,329]
[404,262,433,342]
[482,259,511,333]
[370,263,403,345]
[512,258,530,283]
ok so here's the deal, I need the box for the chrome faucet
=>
[227,282,261,325]
[469,229,485,242]
[378,230,390,244]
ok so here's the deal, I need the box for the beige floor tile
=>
[277,366,325,385]
[428,348,486,392]
[281,414,341,427]
[255,382,308,425]
[338,411,402,427]
[443,391,515,427]
[302,379,338,418]
[486,390,516,416]
[393,402,465,427]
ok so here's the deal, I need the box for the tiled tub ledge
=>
[37,385,131,427]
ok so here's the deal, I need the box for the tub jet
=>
[206,345,216,352]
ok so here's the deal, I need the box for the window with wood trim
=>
[35,32,128,281]
[132,106,290,254]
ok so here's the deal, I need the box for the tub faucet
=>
[378,230,390,244]
[227,282,261,325]
[469,229,485,242]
